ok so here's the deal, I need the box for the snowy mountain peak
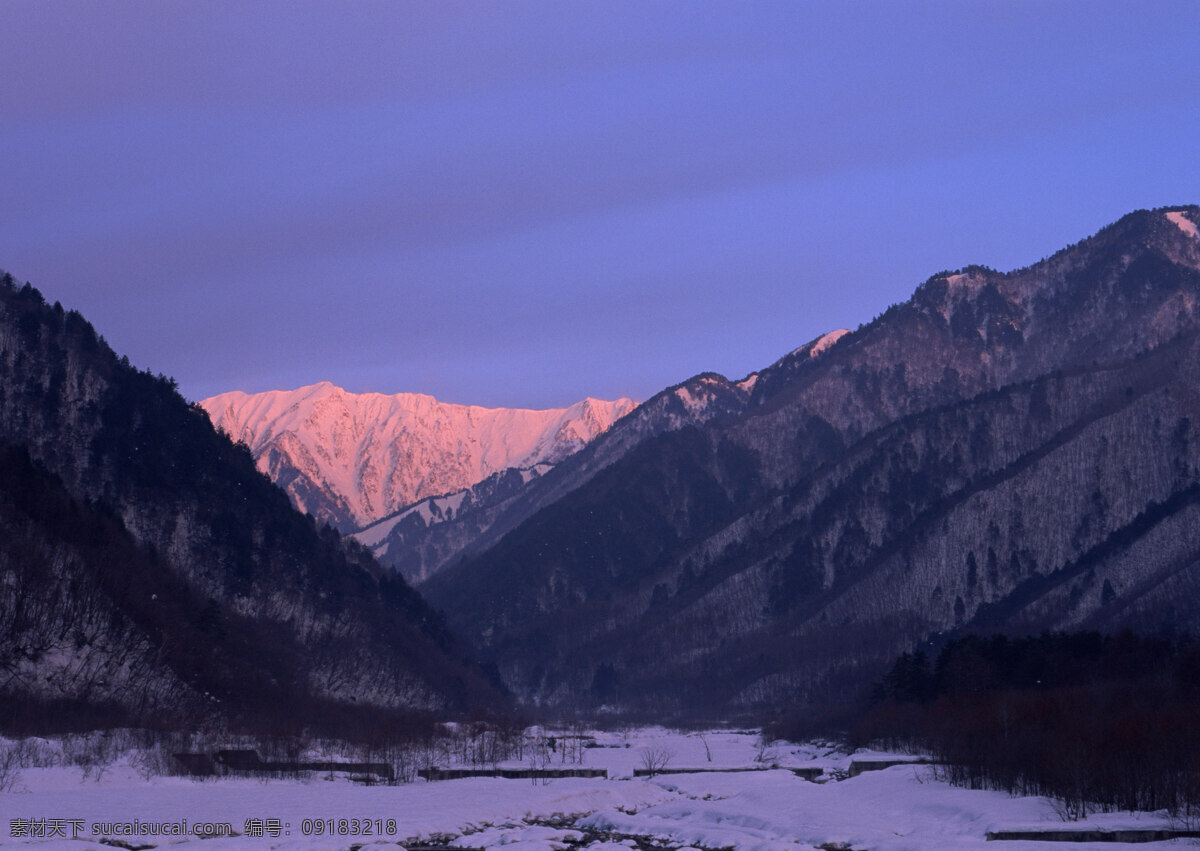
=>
[199,386,636,531]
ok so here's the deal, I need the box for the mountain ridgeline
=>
[8,205,1200,733]
[421,206,1200,720]
[200,383,636,535]
[0,276,505,735]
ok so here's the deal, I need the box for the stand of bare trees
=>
[853,631,1200,821]
[0,718,590,788]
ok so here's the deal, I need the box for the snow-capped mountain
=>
[199,382,636,532]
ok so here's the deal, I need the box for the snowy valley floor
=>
[1,729,1195,850]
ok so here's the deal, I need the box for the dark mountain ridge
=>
[0,276,504,734]
[394,367,762,584]
[423,205,1200,720]
[408,208,1200,585]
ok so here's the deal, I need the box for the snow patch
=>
[792,329,851,358]
[353,488,468,546]
[674,386,708,415]
[1167,210,1198,239]
[352,463,554,552]
[521,463,555,484]
[442,490,467,514]
[943,272,988,294]
[808,329,849,357]
[353,511,408,548]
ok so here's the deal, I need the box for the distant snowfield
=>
[0,729,1187,849]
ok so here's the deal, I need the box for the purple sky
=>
[3,1,1200,408]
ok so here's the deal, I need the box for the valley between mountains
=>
[3,205,1200,730]
[215,205,1200,721]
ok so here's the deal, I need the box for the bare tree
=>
[0,741,31,793]
[639,745,673,777]
[754,732,777,766]
[527,730,552,786]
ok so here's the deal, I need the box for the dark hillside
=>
[424,206,1200,719]
[0,275,505,734]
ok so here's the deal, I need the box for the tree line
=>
[833,631,1200,820]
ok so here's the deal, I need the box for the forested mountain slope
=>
[423,206,1200,719]
[0,276,504,734]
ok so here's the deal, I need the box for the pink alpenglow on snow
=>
[200,382,635,529]
[1167,210,1199,240]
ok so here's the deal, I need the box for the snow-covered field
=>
[0,728,1192,850]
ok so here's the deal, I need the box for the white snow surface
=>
[353,488,472,548]
[674,386,703,414]
[521,463,555,483]
[673,377,731,416]
[352,463,553,550]
[807,328,850,357]
[1167,210,1199,239]
[1,728,1186,850]
[199,383,636,529]
[791,329,850,359]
